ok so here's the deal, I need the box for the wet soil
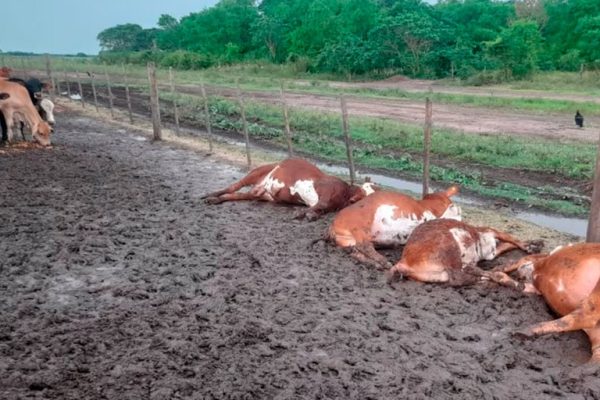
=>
[1,109,599,399]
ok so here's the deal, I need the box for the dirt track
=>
[1,110,599,399]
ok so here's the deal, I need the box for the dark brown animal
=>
[202,158,375,220]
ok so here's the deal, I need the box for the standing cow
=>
[504,243,600,362]
[386,219,543,286]
[202,158,376,220]
[327,187,461,268]
[0,80,53,146]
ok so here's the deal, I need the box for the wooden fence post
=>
[280,81,294,158]
[236,81,252,169]
[340,95,356,184]
[45,55,56,99]
[122,64,134,124]
[64,69,72,100]
[75,71,85,108]
[200,82,214,153]
[90,72,99,112]
[147,62,162,141]
[423,97,433,197]
[104,66,114,119]
[168,67,181,134]
[587,135,600,242]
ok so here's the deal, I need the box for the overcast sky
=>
[0,0,218,55]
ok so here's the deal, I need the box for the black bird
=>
[575,110,584,128]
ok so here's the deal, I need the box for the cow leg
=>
[0,111,7,143]
[348,242,391,270]
[584,328,600,363]
[293,201,331,221]
[491,230,544,255]
[498,254,547,274]
[201,163,277,199]
[514,290,600,338]
[204,187,269,204]
[4,110,15,143]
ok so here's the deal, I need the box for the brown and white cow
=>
[202,158,376,220]
[504,243,600,362]
[0,80,52,146]
[386,219,543,285]
[327,187,461,268]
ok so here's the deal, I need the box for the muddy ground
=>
[1,109,599,399]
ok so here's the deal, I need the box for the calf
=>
[0,80,53,146]
[328,187,461,268]
[202,158,375,220]
[386,219,542,285]
[505,243,600,362]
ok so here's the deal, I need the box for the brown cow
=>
[0,80,52,146]
[386,219,542,285]
[328,187,461,268]
[202,158,376,220]
[504,243,600,362]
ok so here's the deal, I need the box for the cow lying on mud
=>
[327,187,461,268]
[202,158,376,220]
[386,219,543,286]
[0,80,53,146]
[504,243,600,362]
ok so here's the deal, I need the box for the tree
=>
[487,20,542,79]
[97,24,144,52]
[158,14,178,30]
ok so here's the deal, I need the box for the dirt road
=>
[1,110,598,399]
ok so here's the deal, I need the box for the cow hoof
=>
[204,197,222,205]
[511,329,535,341]
[385,268,402,285]
[526,239,544,254]
[292,211,306,220]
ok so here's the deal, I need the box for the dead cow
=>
[0,80,53,146]
[202,158,376,220]
[328,187,461,268]
[386,219,542,285]
[504,243,600,362]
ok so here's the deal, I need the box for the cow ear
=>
[445,185,459,197]
[0,92,9,100]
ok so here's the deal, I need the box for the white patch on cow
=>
[555,278,565,293]
[361,182,375,196]
[516,262,535,281]
[477,231,497,260]
[289,179,319,207]
[258,166,285,200]
[371,205,431,246]
[450,228,497,264]
[39,98,55,124]
[441,204,462,221]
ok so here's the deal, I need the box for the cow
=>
[0,80,53,146]
[386,218,543,286]
[0,78,55,143]
[575,110,584,128]
[327,187,461,268]
[201,158,376,220]
[503,243,600,362]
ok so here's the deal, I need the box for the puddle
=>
[516,211,586,237]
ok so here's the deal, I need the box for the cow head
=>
[347,180,378,204]
[33,121,53,146]
[421,185,461,220]
[38,98,55,125]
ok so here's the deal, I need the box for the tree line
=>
[96,0,600,81]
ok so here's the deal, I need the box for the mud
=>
[1,110,599,399]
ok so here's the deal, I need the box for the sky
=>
[0,0,219,55]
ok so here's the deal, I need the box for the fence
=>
[7,56,600,241]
